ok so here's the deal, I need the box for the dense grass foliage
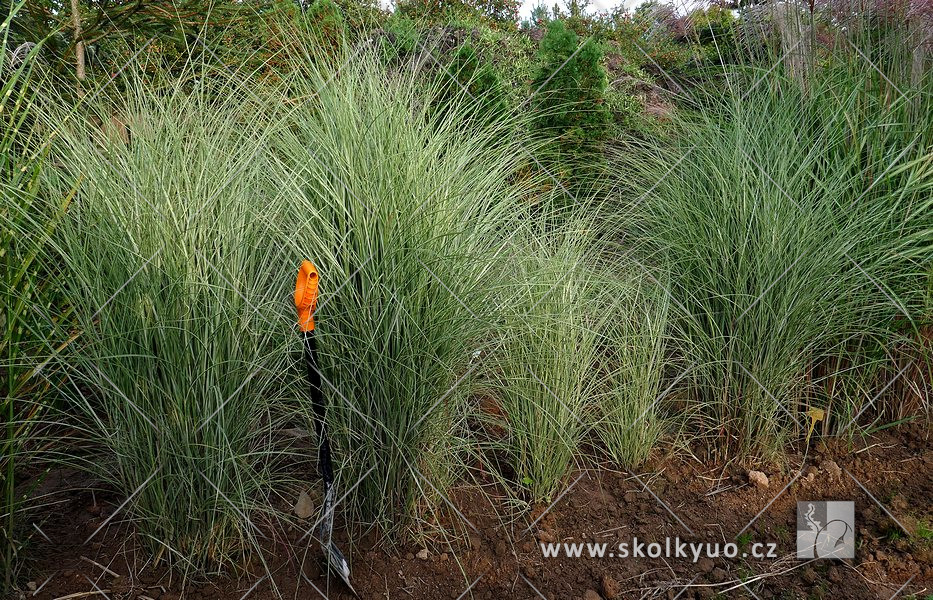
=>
[0,29,65,588]
[274,51,542,532]
[37,75,299,572]
[616,43,933,456]
[1,0,929,584]
[590,261,669,467]
[481,213,668,501]
[483,218,616,501]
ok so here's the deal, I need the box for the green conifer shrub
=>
[530,19,610,196]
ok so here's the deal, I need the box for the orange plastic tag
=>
[294,260,319,331]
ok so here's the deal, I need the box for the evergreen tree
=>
[436,43,507,123]
[530,18,609,190]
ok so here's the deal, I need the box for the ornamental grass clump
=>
[591,263,669,468]
[479,210,669,501]
[275,49,539,534]
[0,34,66,589]
[38,71,298,573]
[616,43,932,456]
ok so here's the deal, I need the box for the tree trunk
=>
[71,0,85,95]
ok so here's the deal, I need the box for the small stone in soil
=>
[293,490,315,519]
[583,590,601,600]
[600,574,620,599]
[416,548,429,560]
[697,557,715,573]
[748,470,769,488]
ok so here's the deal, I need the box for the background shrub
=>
[434,42,508,122]
[530,19,610,194]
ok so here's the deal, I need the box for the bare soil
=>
[17,423,933,600]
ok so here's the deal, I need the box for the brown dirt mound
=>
[18,423,932,600]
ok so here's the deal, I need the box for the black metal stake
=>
[297,270,356,597]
